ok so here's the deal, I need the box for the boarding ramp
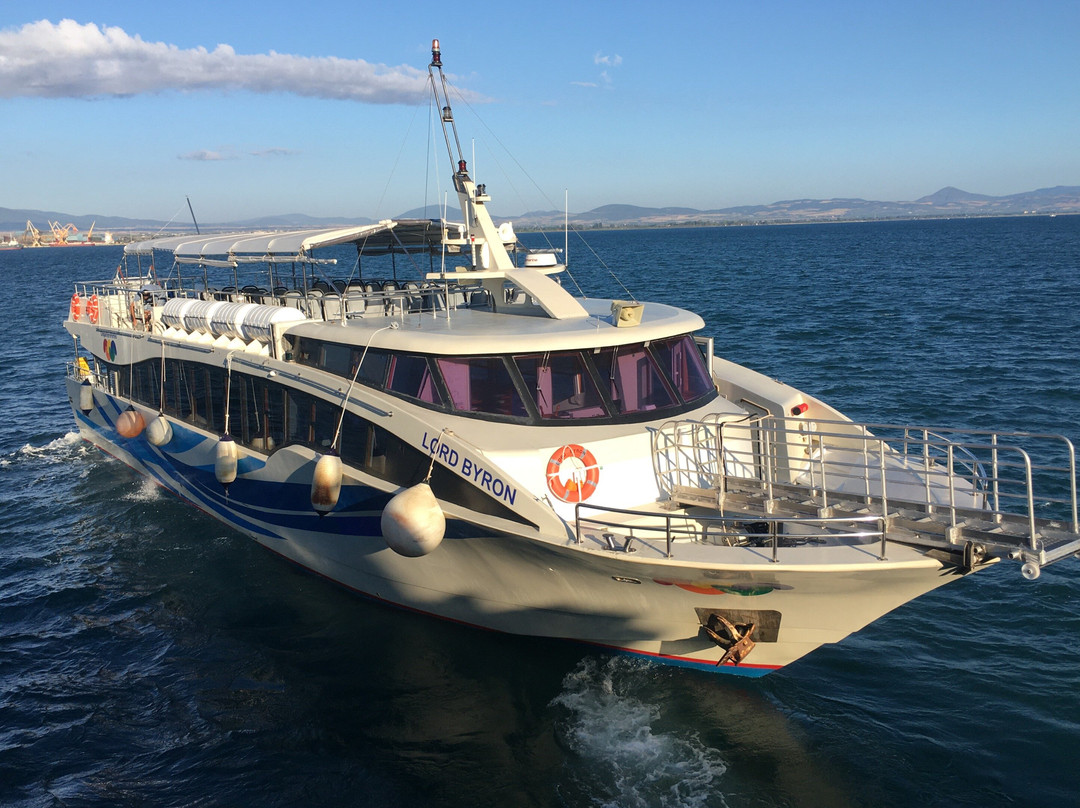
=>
[651,414,1080,579]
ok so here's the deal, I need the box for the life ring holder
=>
[86,294,100,324]
[546,444,600,503]
[70,292,81,322]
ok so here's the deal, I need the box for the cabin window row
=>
[105,357,531,526]
[291,333,716,423]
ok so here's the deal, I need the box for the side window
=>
[286,388,314,446]
[227,371,247,441]
[515,352,607,419]
[352,348,389,388]
[206,366,227,434]
[593,345,677,414]
[651,335,715,403]
[164,359,191,419]
[295,337,318,367]
[386,354,442,405]
[187,365,209,427]
[320,342,353,377]
[436,357,526,417]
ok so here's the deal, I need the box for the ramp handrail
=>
[572,501,888,562]
[653,415,1079,543]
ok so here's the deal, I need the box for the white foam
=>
[8,432,87,464]
[124,477,164,502]
[552,657,729,808]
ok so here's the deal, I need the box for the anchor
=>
[702,613,757,666]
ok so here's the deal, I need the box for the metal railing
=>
[652,415,1080,544]
[572,501,888,562]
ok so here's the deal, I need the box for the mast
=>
[427,39,514,272]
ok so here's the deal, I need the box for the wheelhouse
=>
[290,332,718,425]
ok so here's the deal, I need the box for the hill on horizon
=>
[3,185,1078,234]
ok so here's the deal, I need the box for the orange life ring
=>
[546,444,600,503]
[70,292,81,321]
[86,294,100,324]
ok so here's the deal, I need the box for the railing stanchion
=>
[922,429,932,508]
[947,444,957,527]
[1067,438,1078,534]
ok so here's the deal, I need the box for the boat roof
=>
[124,220,458,261]
[286,299,706,354]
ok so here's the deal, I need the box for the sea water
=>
[2,216,1079,807]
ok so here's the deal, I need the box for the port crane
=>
[24,220,42,247]
[48,221,78,245]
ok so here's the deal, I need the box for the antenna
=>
[565,189,569,269]
[186,196,201,235]
[429,39,467,177]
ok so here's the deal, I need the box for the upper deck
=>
[95,220,706,355]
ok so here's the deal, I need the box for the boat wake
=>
[551,657,729,808]
[2,432,87,466]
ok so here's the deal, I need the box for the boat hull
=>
[67,377,973,676]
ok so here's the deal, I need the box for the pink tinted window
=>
[593,345,677,414]
[436,357,526,417]
[514,352,607,419]
[651,335,714,402]
[386,355,441,404]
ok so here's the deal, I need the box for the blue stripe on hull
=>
[75,407,387,539]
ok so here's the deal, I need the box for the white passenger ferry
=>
[62,41,1080,676]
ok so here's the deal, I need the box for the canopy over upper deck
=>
[124,219,464,262]
[124,218,592,321]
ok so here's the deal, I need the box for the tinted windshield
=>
[294,333,716,424]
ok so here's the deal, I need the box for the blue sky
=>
[2,1,1078,223]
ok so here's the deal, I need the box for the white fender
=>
[215,435,238,486]
[311,453,343,514]
[78,380,94,413]
[381,483,445,557]
[145,413,173,447]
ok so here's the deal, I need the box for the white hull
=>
[67,376,973,675]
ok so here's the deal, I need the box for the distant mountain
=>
[3,186,1078,235]
[0,206,169,233]
[915,186,996,205]
[0,206,376,236]
[571,204,701,222]
[506,186,1080,227]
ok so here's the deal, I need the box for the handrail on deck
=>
[652,415,1080,545]
[573,501,888,562]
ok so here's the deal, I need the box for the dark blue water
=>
[3,217,1080,807]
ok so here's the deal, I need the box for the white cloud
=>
[0,19,434,103]
[250,147,299,158]
[594,52,623,67]
[179,150,236,161]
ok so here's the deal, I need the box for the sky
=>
[2,1,1078,223]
